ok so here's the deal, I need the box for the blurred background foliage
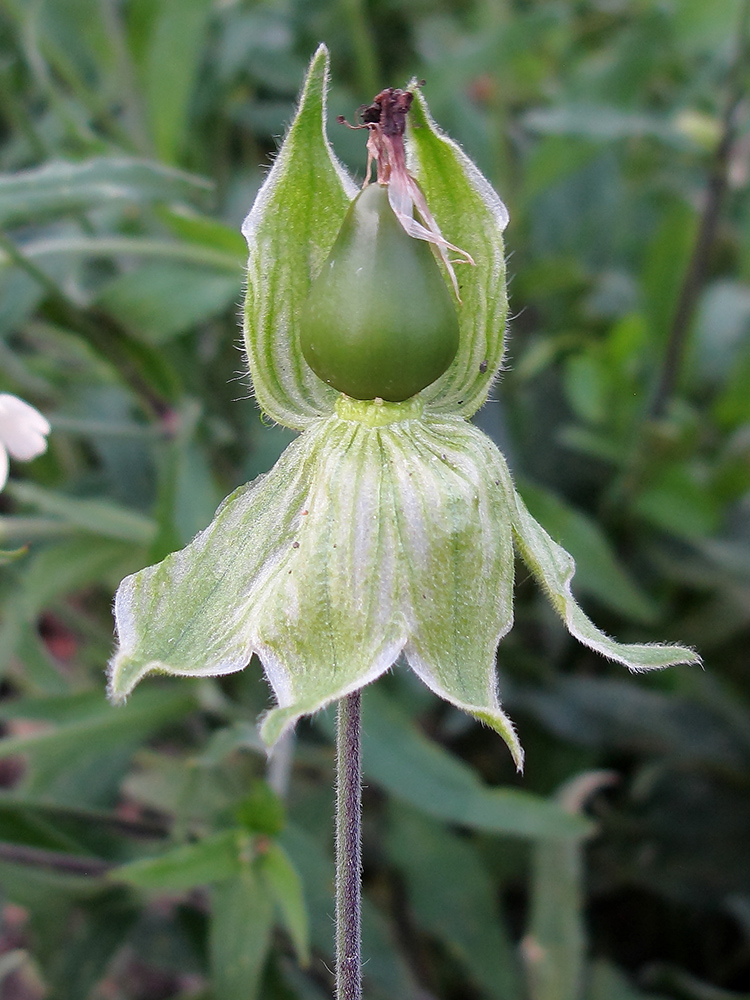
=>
[0,0,748,997]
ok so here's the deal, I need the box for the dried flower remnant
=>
[340,87,474,299]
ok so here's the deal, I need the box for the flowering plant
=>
[108,46,698,772]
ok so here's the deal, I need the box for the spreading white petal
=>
[0,394,50,462]
[0,445,8,492]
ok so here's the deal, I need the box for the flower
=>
[0,393,51,492]
[107,47,699,770]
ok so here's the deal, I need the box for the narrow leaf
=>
[141,0,213,163]
[260,843,310,966]
[211,863,274,1000]
[6,481,155,544]
[96,262,241,344]
[112,830,243,891]
[0,158,211,227]
[358,687,592,839]
[0,687,195,762]
[387,806,523,1000]
[525,824,585,1000]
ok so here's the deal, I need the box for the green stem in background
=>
[335,691,363,1000]
[99,0,154,156]
[339,0,379,98]
[266,729,296,799]
[649,0,750,418]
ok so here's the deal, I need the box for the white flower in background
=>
[0,394,51,491]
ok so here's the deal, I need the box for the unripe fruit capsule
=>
[300,183,460,402]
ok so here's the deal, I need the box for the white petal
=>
[0,394,50,461]
[0,445,8,492]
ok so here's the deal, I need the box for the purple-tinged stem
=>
[335,691,363,1000]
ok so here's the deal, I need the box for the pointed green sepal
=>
[241,44,357,429]
[108,428,323,701]
[406,87,510,417]
[491,447,702,673]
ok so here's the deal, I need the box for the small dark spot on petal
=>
[292,541,300,549]
[479,360,488,374]
[301,510,308,516]
[494,480,500,486]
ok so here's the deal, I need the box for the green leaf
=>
[96,262,241,344]
[0,686,196,766]
[242,44,356,429]
[690,280,750,387]
[260,843,310,966]
[359,686,592,839]
[141,0,213,163]
[588,960,670,1000]
[17,235,240,272]
[634,463,722,539]
[0,545,28,564]
[0,158,211,228]
[211,862,274,1000]
[112,830,244,891]
[522,136,601,203]
[236,783,285,836]
[0,857,105,907]
[6,481,156,544]
[525,804,585,1000]
[523,104,674,142]
[517,478,657,623]
[197,721,265,767]
[0,798,89,854]
[562,352,608,425]
[0,690,191,806]
[642,197,697,346]
[407,86,509,417]
[386,806,522,1000]
[0,517,78,545]
[513,676,747,772]
[157,206,248,256]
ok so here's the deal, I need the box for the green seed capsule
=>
[300,183,460,402]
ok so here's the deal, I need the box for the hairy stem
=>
[335,691,363,1000]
